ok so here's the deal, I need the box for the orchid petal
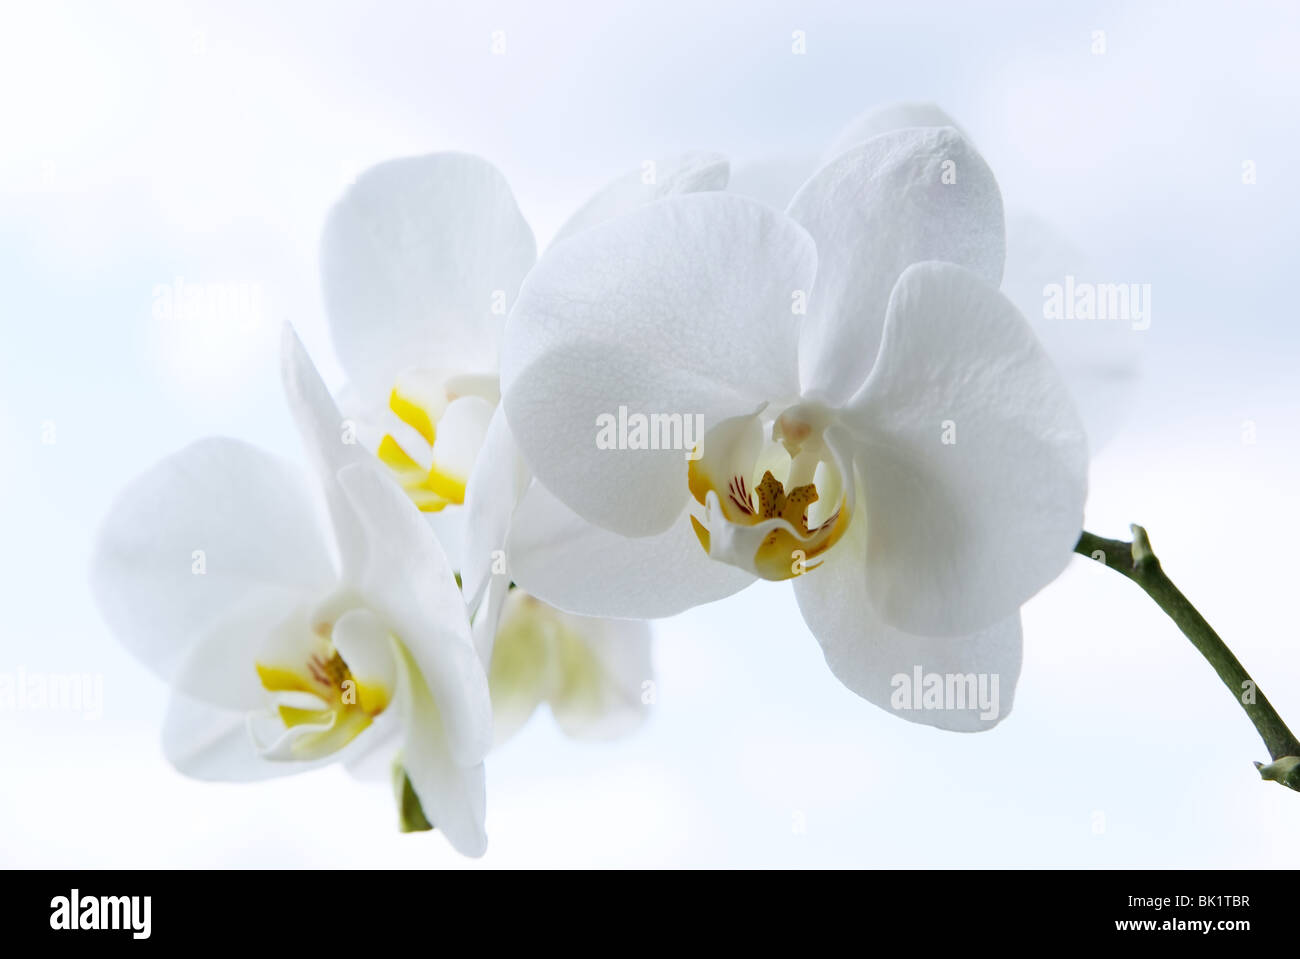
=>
[321,152,536,400]
[789,126,1005,405]
[794,499,1021,731]
[335,460,492,767]
[91,438,335,693]
[822,101,966,164]
[502,192,816,536]
[504,480,754,619]
[161,687,392,781]
[281,323,371,578]
[392,639,488,857]
[844,261,1088,636]
[551,151,729,245]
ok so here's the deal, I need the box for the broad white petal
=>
[335,461,492,767]
[91,438,335,692]
[789,126,1005,405]
[845,262,1088,636]
[793,493,1020,731]
[551,151,729,245]
[392,639,488,857]
[1002,212,1143,449]
[502,192,816,536]
[822,101,966,164]
[321,152,537,401]
[505,480,754,619]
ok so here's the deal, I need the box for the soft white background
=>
[2,0,1298,866]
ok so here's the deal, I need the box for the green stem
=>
[1075,526,1300,791]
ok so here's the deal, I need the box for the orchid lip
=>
[375,368,499,513]
[686,403,853,582]
[250,609,394,762]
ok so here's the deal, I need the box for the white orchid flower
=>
[90,326,493,856]
[497,127,1090,730]
[318,152,703,738]
[732,100,1142,449]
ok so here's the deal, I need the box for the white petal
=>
[392,639,488,857]
[551,151,729,246]
[789,126,1005,405]
[822,101,966,164]
[168,598,311,711]
[162,692,294,781]
[91,438,335,693]
[281,323,371,578]
[321,152,537,401]
[793,501,1020,731]
[505,480,754,619]
[335,460,492,767]
[844,261,1088,636]
[501,192,817,537]
[1002,212,1143,449]
[281,324,368,479]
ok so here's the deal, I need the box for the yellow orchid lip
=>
[377,371,498,512]
[689,473,850,581]
[377,431,466,512]
[255,643,391,760]
[686,404,852,581]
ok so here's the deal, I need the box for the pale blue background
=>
[2,0,1298,866]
